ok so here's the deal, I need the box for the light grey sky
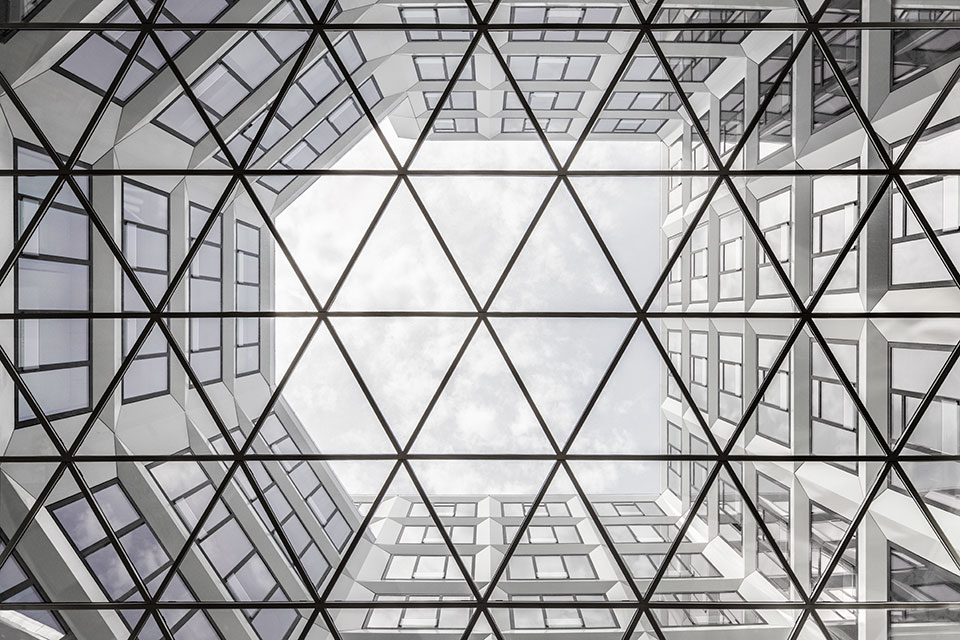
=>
[276,121,665,497]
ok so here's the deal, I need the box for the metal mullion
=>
[402,175,481,308]
[562,178,641,310]
[322,174,401,308]
[400,318,481,453]
[482,177,562,311]
[560,319,640,453]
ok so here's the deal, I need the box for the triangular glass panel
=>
[490,317,634,447]
[282,323,398,455]
[408,175,554,305]
[569,321,674,455]
[274,175,396,305]
[330,181,476,311]
[330,316,474,447]
[491,184,635,312]
[567,177,662,308]
[411,324,556,454]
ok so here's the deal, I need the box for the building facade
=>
[0,0,957,638]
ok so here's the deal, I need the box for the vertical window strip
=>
[188,204,223,384]
[13,141,92,426]
[235,220,260,376]
[121,179,170,402]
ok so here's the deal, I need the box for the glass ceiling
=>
[1,0,960,638]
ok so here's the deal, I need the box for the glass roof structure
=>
[0,0,959,638]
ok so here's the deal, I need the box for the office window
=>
[689,223,708,302]
[757,335,791,445]
[122,180,169,402]
[625,553,720,579]
[434,118,478,133]
[890,175,960,288]
[624,56,722,82]
[502,117,571,133]
[414,55,476,81]
[892,10,960,87]
[719,81,744,155]
[889,543,960,626]
[508,55,599,81]
[759,41,793,158]
[399,524,475,545]
[502,502,571,517]
[689,436,710,505]
[510,594,618,629]
[666,234,682,305]
[607,524,666,544]
[148,457,298,638]
[719,466,743,552]
[689,331,709,413]
[55,0,234,104]
[607,91,686,111]
[510,5,620,42]
[890,342,960,509]
[592,118,666,134]
[812,3,859,129]
[384,555,474,580]
[757,189,792,298]
[424,90,476,110]
[813,169,860,292]
[188,204,222,383]
[811,501,856,630]
[504,524,581,544]
[507,555,597,580]
[757,474,791,595]
[0,536,72,635]
[50,482,220,637]
[667,422,682,496]
[504,91,583,111]
[14,142,92,425]
[659,8,770,43]
[364,595,470,629]
[719,212,743,300]
[235,220,260,376]
[718,333,743,423]
[811,339,859,470]
[400,6,472,41]
[666,329,682,400]
[408,501,477,518]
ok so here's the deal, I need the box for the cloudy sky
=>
[274,121,666,498]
